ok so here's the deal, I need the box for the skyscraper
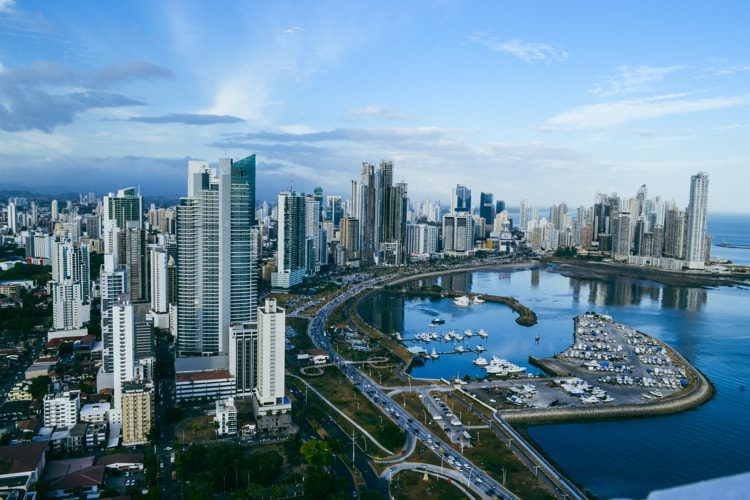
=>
[452,185,472,213]
[664,207,686,259]
[519,199,529,233]
[272,191,307,289]
[684,172,709,269]
[103,187,143,255]
[176,156,258,355]
[479,193,495,237]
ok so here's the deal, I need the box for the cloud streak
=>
[542,93,748,131]
[342,105,411,122]
[591,65,683,97]
[125,113,244,125]
[468,32,568,64]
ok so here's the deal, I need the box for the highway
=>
[305,275,519,500]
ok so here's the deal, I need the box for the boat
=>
[484,356,526,376]
[534,334,541,343]
[477,328,488,338]
[473,296,485,304]
[475,344,486,352]
[649,390,664,398]
[455,345,466,353]
[430,318,446,326]
[442,334,452,342]
[454,333,464,341]
[453,296,471,307]
[431,348,439,359]
[394,332,403,341]
[464,329,474,337]
[473,356,488,366]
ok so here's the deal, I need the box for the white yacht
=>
[443,333,452,342]
[475,344,486,352]
[454,296,471,307]
[473,356,488,366]
[454,333,464,341]
[431,348,439,359]
[464,329,474,338]
[455,345,466,353]
[477,328,488,338]
[484,356,526,376]
[473,296,485,304]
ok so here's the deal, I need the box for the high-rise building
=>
[100,255,128,373]
[229,322,258,397]
[519,199,529,233]
[218,156,258,346]
[305,194,321,273]
[495,200,506,215]
[406,223,439,257]
[326,195,343,230]
[479,193,495,237]
[176,157,258,355]
[51,238,90,331]
[452,185,472,213]
[7,200,17,234]
[684,172,709,269]
[254,299,287,408]
[611,212,633,258]
[272,191,307,289]
[112,299,153,409]
[121,383,153,446]
[103,187,142,255]
[118,222,149,302]
[664,208,686,259]
[340,217,360,263]
[51,199,59,221]
[442,213,474,256]
[149,246,169,315]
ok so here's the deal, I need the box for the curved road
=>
[382,461,492,499]
[304,273,519,500]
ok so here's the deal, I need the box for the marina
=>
[357,259,750,498]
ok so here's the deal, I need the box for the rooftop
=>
[0,442,46,475]
[176,369,232,383]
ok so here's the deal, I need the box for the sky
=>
[1,0,749,211]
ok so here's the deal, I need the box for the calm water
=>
[359,261,750,498]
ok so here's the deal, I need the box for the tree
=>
[300,439,332,467]
[303,466,336,499]
[28,376,51,400]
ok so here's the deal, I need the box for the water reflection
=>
[565,274,707,312]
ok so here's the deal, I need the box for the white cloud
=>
[695,64,750,80]
[0,0,14,13]
[591,65,683,97]
[342,105,411,122]
[542,93,748,131]
[468,32,568,64]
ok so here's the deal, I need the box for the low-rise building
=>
[175,369,234,403]
[79,402,110,424]
[0,441,47,497]
[213,397,238,436]
[43,390,80,429]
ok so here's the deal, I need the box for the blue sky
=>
[1,0,749,211]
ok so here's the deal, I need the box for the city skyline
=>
[1,1,750,211]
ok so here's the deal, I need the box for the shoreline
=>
[546,258,750,287]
